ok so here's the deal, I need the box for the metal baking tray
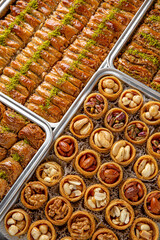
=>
[0,92,53,222]
[0,0,16,18]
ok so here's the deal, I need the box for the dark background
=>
[0,233,7,239]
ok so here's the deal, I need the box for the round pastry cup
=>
[147,133,160,160]
[27,220,56,240]
[89,128,114,153]
[69,115,94,139]
[60,237,73,240]
[54,135,79,162]
[84,93,108,119]
[36,162,63,187]
[134,155,158,181]
[119,178,147,206]
[84,184,110,211]
[68,210,96,240]
[105,199,134,230]
[74,149,101,178]
[144,191,160,219]
[130,217,159,240]
[118,89,143,114]
[110,140,136,166]
[140,101,160,126]
[59,175,86,202]
[104,108,128,133]
[21,181,48,210]
[97,162,123,188]
[45,196,73,226]
[91,228,118,240]
[98,76,123,101]
[5,209,31,237]
[124,121,149,145]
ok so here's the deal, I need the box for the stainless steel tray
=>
[0,92,53,222]
[0,0,16,18]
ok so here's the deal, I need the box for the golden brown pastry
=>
[144,191,160,219]
[125,121,149,145]
[98,76,123,101]
[140,101,160,126]
[92,228,118,240]
[5,209,30,236]
[0,178,10,201]
[21,181,48,209]
[147,133,160,159]
[119,178,147,206]
[105,199,134,230]
[45,196,73,226]
[89,128,114,153]
[74,149,101,178]
[69,115,94,139]
[84,184,110,211]
[36,162,63,187]
[68,210,95,240]
[84,93,108,119]
[59,175,86,202]
[110,140,136,166]
[118,89,143,114]
[97,162,123,188]
[158,174,160,189]
[54,135,78,162]
[60,238,73,240]
[27,220,56,240]
[130,217,159,240]
[134,155,158,180]
[104,108,128,133]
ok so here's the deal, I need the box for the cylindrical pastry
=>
[105,199,134,230]
[110,140,136,166]
[158,175,160,189]
[54,135,78,162]
[5,209,31,237]
[59,175,86,202]
[27,220,56,240]
[130,217,159,240]
[125,121,149,145]
[118,89,143,114]
[134,155,158,180]
[97,162,123,188]
[92,228,118,240]
[0,178,10,201]
[45,196,73,226]
[68,210,95,240]
[89,128,114,153]
[144,191,160,219]
[104,108,128,133]
[69,115,93,139]
[84,184,110,211]
[74,149,101,178]
[84,93,108,119]
[21,181,48,209]
[98,76,123,101]
[140,101,160,126]
[36,162,63,187]
[119,178,147,206]
[147,133,160,159]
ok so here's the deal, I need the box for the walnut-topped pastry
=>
[147,133,160,159]
[21,181,48,209]
[144,191,160,219]
[92,228,118,240]
[140,101,160,125]
[45,196,73,226]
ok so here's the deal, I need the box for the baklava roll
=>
[0,125,17,149]
[144,191,160,219]
[92,228,118,240]
[140,101,160,125]
[0,178,10,201]
[0,147,7,161]
[147,133,160,159]
[0,103,6,119]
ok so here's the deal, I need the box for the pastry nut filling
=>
[94,232,116,240]
[39,163,61,184]
[85,94,105,114]
[93,130,112,149]
[121,92,141,108]
[63,179,83,199]
[105,110,127,130]
[144,104,160,121]
[146,192,160,215]
[6,212,26,236]
[101,78,119,94]
[124,181,144,202]
[70,115,93,138]
[110,204,130,226]
[86,186,108,210]
[48,199,69,221]
[135,222,154,240]
[79,153,97,172]
[57,138,75,157]
[151,137,160,154]
[99,163,121,186]
[126,122,148,142]
[111,141,132,163]
[137,158,156,179]
[31,224,52,240]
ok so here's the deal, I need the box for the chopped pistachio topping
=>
[140,32,160,50]
[148,15,160,22]
[12,153,21,162]
[0,171,7,180]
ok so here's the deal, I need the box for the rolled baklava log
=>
[0,103,6,119]
[0,179,10,201]
[0,125,17,149]
[0,147,7,161]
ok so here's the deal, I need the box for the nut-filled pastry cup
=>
[27,220,56,240]
[147,133,160,159]
[69,115,93,139]
[98,76,123,101]
[119,178,147,206]
[134,155,158,180]
[36,162,63,187]
[140,101,160,126]
[84,93,108,119]
[5,209,31,236]
[110,140,136,166]
[21,181,48,210]
[118,89,143,114]
[45,196,73,226]
[89,128,114,153]
[104,108,128,133]
[105,199,134,230]
[84,184,110,211]
[60,238,73,240]
[68,210,96,240]
[59,175,86,202]
[74,149,101,178]
[144,191,160,219]
[92,228,118,240]
[54,135,78,162]
[130,217,159,240]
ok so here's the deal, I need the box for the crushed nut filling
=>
[71,216,91,237]
[24,183,46,206]
[41,163,60,183]
[110,205,130,226]
[48,199,69,220]
[97,233,116,240]
[63,179,83,198]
